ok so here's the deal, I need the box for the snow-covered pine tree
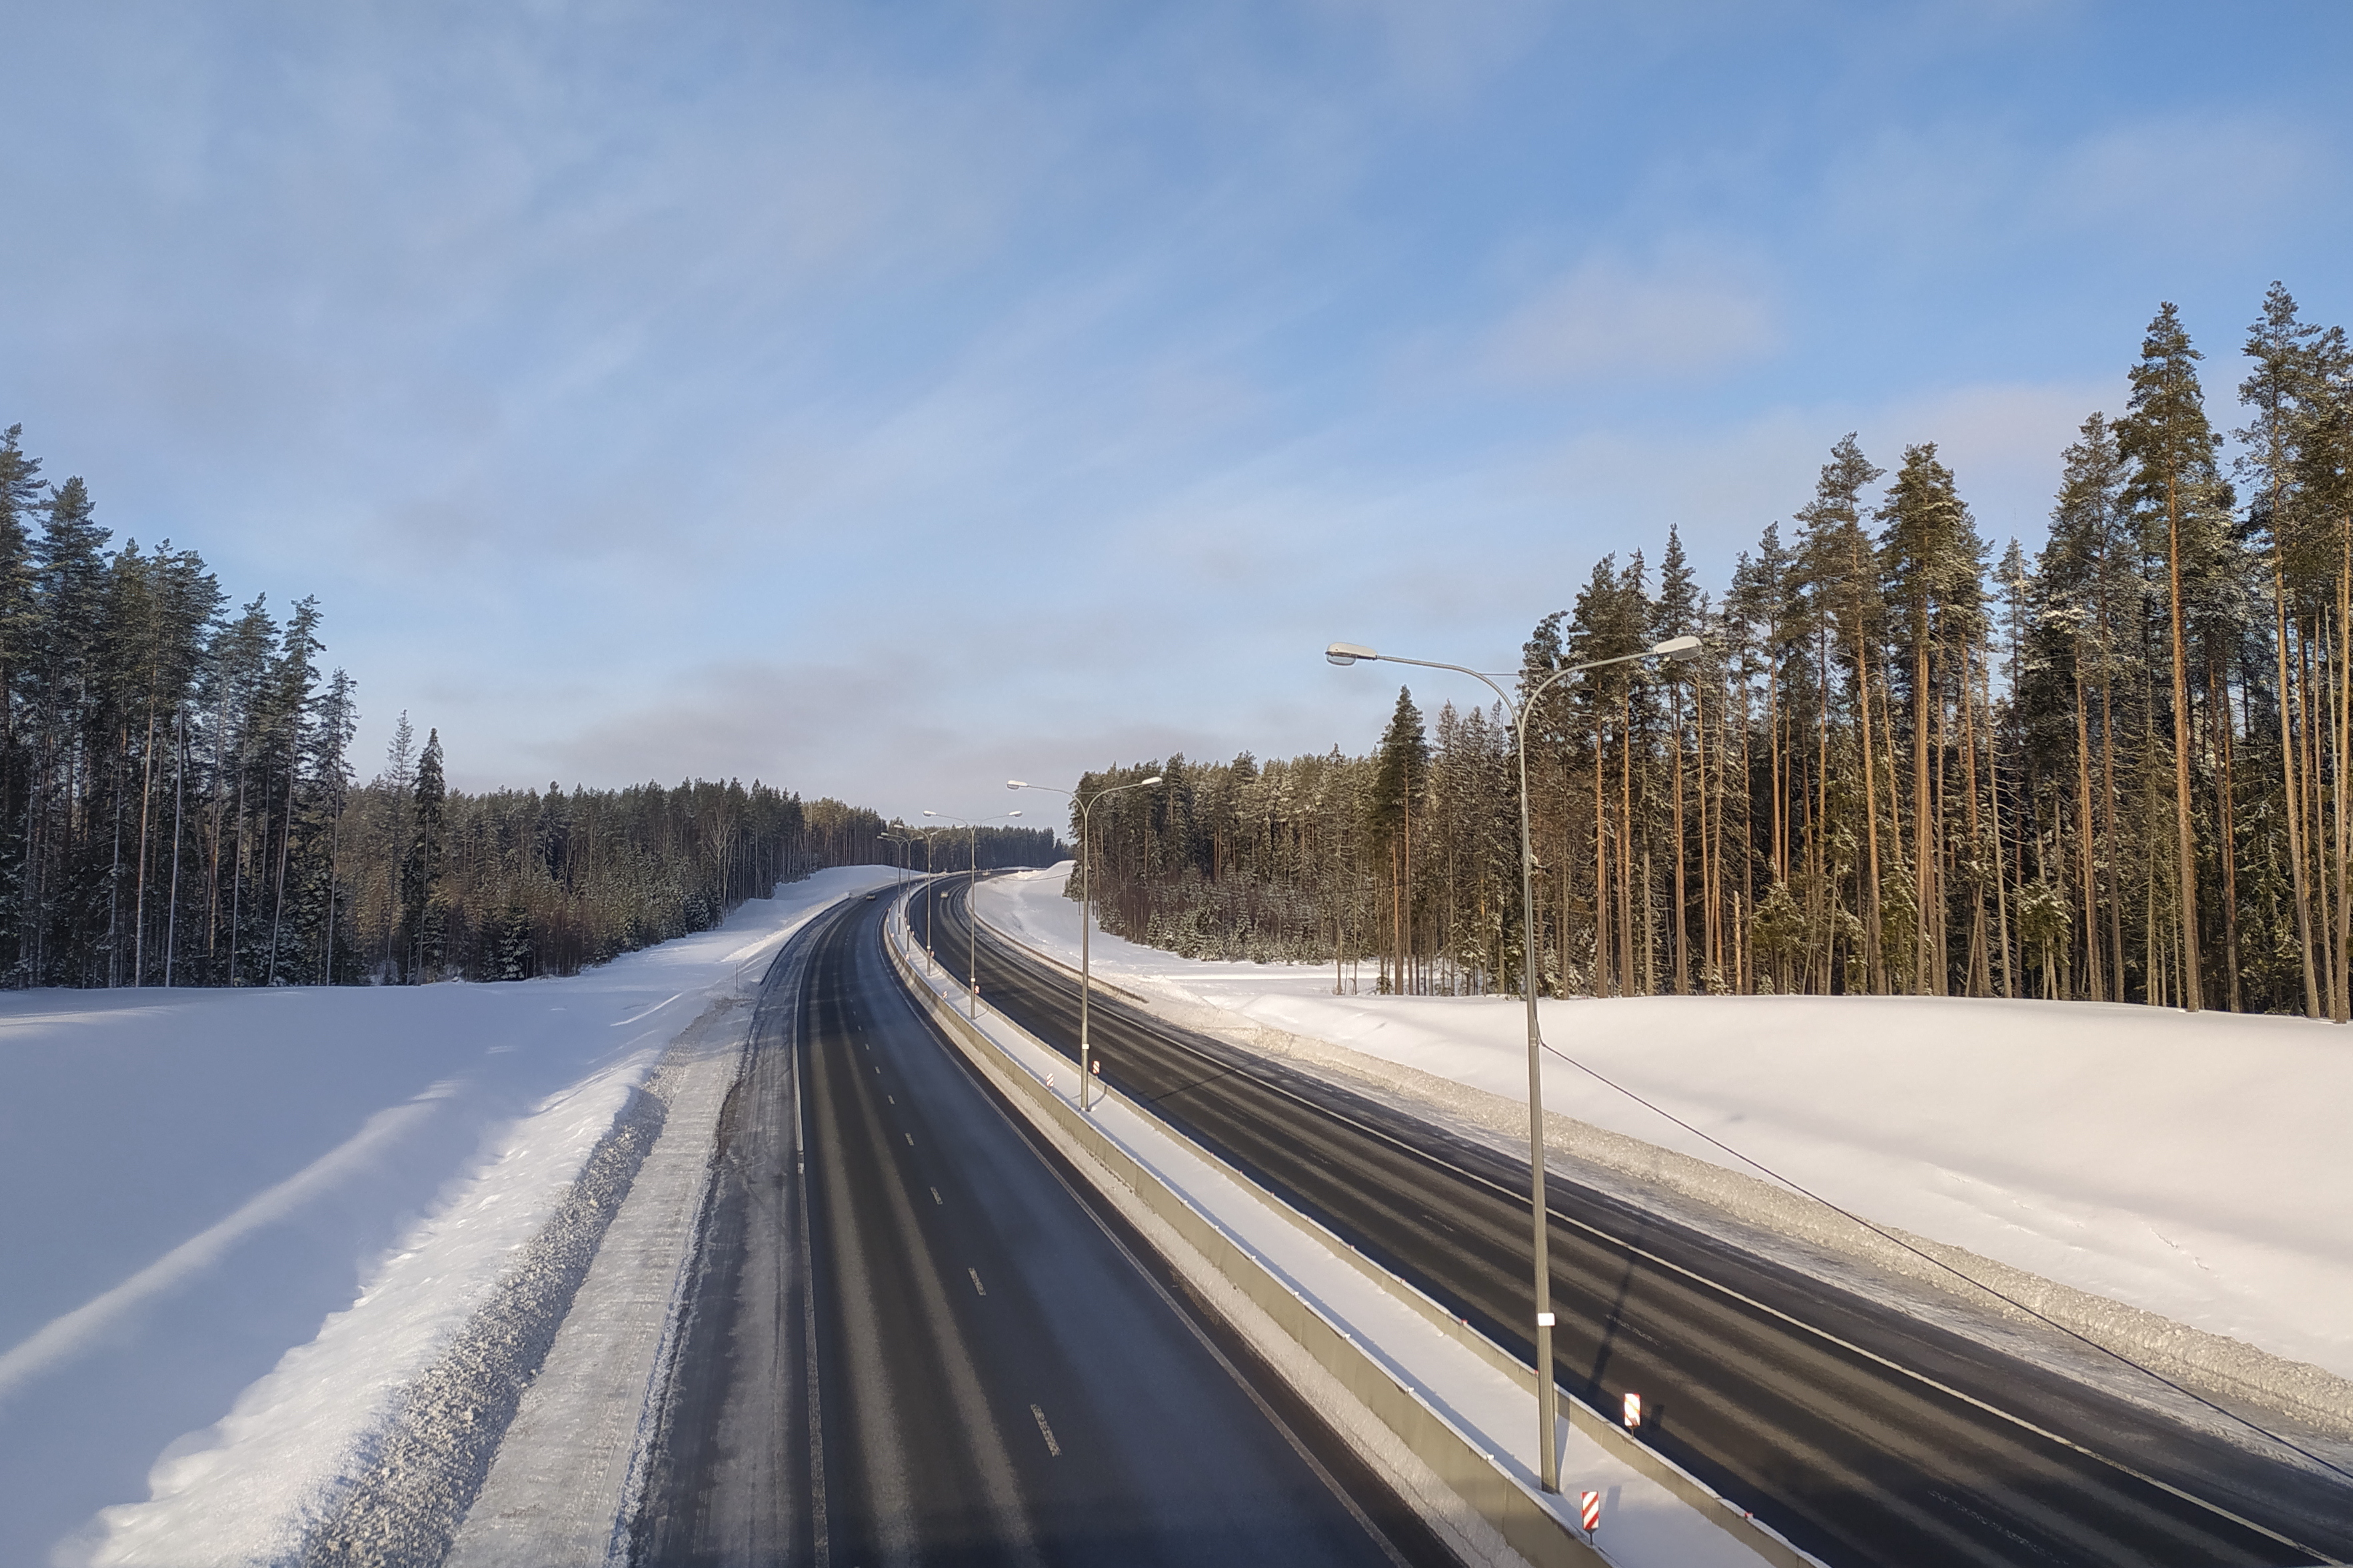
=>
[2118,303,2234,1012]
[1878,442,1986,995]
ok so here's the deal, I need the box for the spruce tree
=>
[27,476,112,982]
[401,727,446,981]
[1367,688,1428,992]
[1656,525,1701,989]
[310,668,358,984]
[0,428,40,972]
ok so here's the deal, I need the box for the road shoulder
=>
[441,996,753,1568]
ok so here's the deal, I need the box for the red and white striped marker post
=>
[1622,1391,1642,1429]
[1579,1489,1600,1536]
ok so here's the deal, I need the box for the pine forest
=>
[1071,291,2353,1020]
[0,423,1055,987]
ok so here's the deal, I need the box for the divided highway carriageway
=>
[627,889,1446,1568]
[919,876,2353,1568]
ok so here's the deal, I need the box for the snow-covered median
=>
[977,864,2353,1423]
[0,866,897,1568]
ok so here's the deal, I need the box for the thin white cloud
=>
[1484,250,1782,385]
[1868,378,2121,539]
[7,2,2346,817]
[1822,110,2320,264]
[1304,0,1553,105]
[1500,375,2115,580]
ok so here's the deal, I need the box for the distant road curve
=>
[931,876,2353,1568]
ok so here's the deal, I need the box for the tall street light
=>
[1325,630,1700,1493]
[923,809,1023,1018]
[905,826,949,972]
[1008,772,1164,1112]
[880,831,916,889]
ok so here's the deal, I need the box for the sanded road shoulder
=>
[440,996,752,1568]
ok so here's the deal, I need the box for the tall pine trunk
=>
[2165,472,2203,1010]
[2073,666,2103,1001]
[1672,682,1689,993]
[1858,634,1886,994]
[2213,660,2240,1010]
[2279,570,2320,1017]
[166,706,185,986]
[2324,554,2343,1030]
[133,698,157,985]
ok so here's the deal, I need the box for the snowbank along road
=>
[627,887,1446,1566]
[926,878,2353,1568]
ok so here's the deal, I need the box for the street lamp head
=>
[1325,641,1378,666]
[1648,634,1703,662]
[1007,779,1027,790]
[1007,810,1022,818]
[1140,774,1164,786]
[922,810,938,818]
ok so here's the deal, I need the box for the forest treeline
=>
[1070,289,2353,1018]
[0,423,1057,986]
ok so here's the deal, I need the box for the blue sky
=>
[4,1,2348,821]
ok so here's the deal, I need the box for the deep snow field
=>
[976,864,2353,1391]
[0,866,898,1568]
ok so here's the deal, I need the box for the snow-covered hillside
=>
[0,866,897,1568]
[977,864,2353,1397]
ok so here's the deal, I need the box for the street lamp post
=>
[907,827,944,972]
[922,809,1023,1019]
[881,832,914,889]
[879,832,919,966]
[1008,773,1164,1112]
[1325,631,1699,1493]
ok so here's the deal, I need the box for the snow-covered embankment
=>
[976,863,2353,1444]
[1,866,897,1568]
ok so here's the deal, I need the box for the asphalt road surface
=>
[627,890,1446,1567]
[919,875,2353,1568]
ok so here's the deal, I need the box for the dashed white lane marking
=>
[1030,1404,1060,1457]
[905,1133,914,1146]
[887,1095,895,1104]
[931,1187,943,1205]
[969,1267,987,1297]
